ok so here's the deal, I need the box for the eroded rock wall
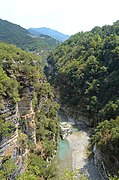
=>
[18,87,36,146]
[0,100,27,176]
[0,87,37,177]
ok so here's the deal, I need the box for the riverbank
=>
[60,113,104,180]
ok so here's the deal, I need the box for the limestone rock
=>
[60,122,72,139]
[0,100,27,178]
[18,87,36,146]
[93,144,108,179]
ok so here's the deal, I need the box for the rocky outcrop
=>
[19,97,36,145]
[0,87,37,177]
[18,88,36,146]
[76,113,94,126]
[61,106,94,126]
[93,142,119,179]
[93,144,109,180]
[0,100,19,127]
[0,100,19,159]
[0,100,28,177]
[60,122,72,139]
[0,129,18,159]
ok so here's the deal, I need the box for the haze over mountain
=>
[0,19,58,52]
[28,27,70,42]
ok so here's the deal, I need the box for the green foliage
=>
[99,100,119,120]
[46,21,119,124]
[0,42,60,179]
[92,116,119,146]
[17,173,37,180]
[109,175,119,180]
[18,130,28,149]
[0,119,16,140]
[18,153,57,180]
[0,42,44,102]
[92,116,119,176]
[36,99,59,157]
[0,159,17,179]
[46,21,119,177]
[61,169,87,180]
[0,67,19,102]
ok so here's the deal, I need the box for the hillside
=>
[0,42,59,179]
[1,17,119,179]
[0,19,58,52]
[46,21,119,178]
[28,27,70,42]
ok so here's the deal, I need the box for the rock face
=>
[93,142,119,179]
[18,88,36,146]
[0,100,19,158]
[0,100,19,127]
[0,87,36,177]
[0,100,27,176]
[93,144,109,180]
[76,113,94,126]
[61,106,94,126]
[60,122,72,139]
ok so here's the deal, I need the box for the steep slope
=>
[0,19,58,52]
[28,27,70,42]
[0,42,59,179]
[46,21,119,178]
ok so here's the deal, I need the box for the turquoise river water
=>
[57,139,70,161]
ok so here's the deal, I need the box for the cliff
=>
[18,88,36,146]
[0,42,59,179]
[0,100,28,177]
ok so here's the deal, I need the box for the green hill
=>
[0,19,58,52]
[46,21,119,177]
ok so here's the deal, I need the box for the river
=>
[57,111,104,180]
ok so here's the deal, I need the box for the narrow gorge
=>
[46,21,119,179]
[57,111,104,180]
[0,20,119,180]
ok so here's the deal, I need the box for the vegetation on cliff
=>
[1,18,119,178]
[0,42,59,179]
[92,116,119,176]
[46,21,119,177]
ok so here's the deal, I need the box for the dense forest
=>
[0,42,59,179]
[0,19,58,53]
[46,21,119,178]
[0,18,119,179]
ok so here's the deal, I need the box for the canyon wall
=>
[0,87,36,177]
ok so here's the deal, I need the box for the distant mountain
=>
[28,27,70,42]
[0,19,58,52]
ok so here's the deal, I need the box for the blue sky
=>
[0,0,119,35]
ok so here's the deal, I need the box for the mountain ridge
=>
[0,19,58,52]
[28,27,70,42]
